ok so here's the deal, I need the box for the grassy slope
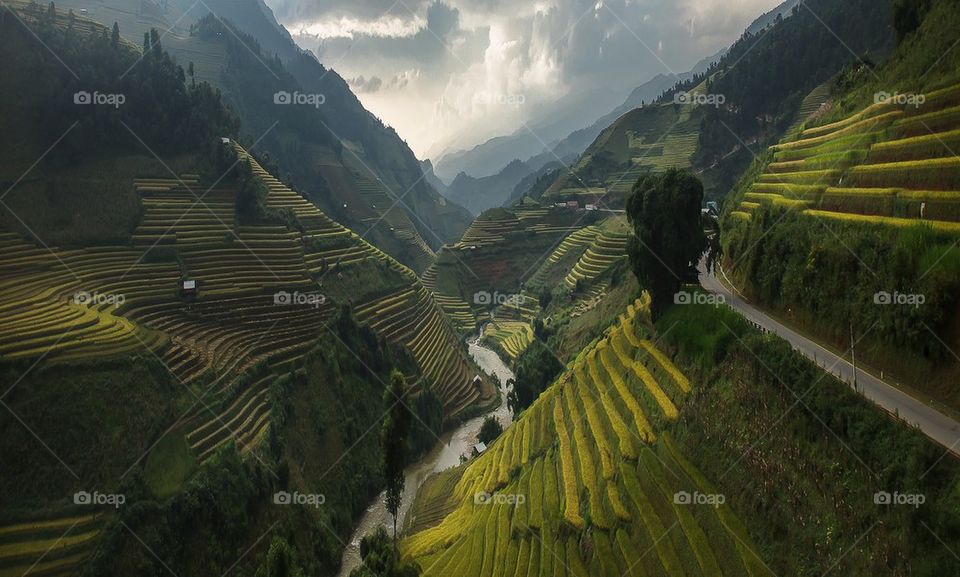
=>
[0,357,175,512]
[657,302,960,575]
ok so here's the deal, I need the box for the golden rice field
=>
[402,298,771,577]
[736,82,960,230]
[483,321,533,361]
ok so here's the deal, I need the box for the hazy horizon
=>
[265,0,786,159]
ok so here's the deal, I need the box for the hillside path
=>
[699,263,960,459]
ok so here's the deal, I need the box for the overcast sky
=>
[264,0,784,158]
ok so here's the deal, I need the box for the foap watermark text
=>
[274,291,325,308]
[74,490,125,508]
[674,490,725,507]
[474,491,526,506]
[874,291,925,307]
[74,91,125,108]
[274,91,326,108]
[274,491,326,508]
[674,291,725,306]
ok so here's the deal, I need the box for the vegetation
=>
[0,6,238,164]
[626,169,707,319]
[477,417,503,445]
[382,370,414,541]
[506,340,564,415]
[688,0,894,192]
[350,527,421,577]
[724,204,960,408]
[657,303,960,575]
[192,15,470,265]
[721,0,960,410]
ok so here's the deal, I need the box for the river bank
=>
[336,337,515,577]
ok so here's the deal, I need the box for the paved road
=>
[699,265,960,458]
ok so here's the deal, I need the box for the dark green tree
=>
[255,537,304,577]
[477,416,503,445]
[381,370,412,543]
[893,0,932,42]
[538,287,552,309]
[506,340,563,414]
[626,169,707,320]
[110,21,119,48]
[349,527,421,577]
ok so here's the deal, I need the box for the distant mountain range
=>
[431,0,805,216]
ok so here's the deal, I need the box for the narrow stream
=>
[337,333,515,577]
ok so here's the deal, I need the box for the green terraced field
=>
[402,298,770,577]
[735,83,960,229]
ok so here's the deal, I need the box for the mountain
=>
[420,159,449,196]
[53,0,472,270]
[397,6,960,577]
[443,160,536,216]
[0,7,488,575]
[543,0,895,204]
[506,161,565,205]
[431,47,729,215]
[432,72,689,182]
[430,0,801,201]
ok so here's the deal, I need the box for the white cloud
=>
[268,0,785,156]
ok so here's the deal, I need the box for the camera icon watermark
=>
[273,491,326,508]
[874,91,925,108]
[874,490,925,508]
[74,490,126,508]
[273,91,326,108]
[673,91,725,108]
[473,291,525,306]
[273,291,325,308]
[674,291,725,306]
[74,91,125,108]
[474,491,525,506]
[73,291,126,307]
[674,490,725,507]
[873,291,925,307]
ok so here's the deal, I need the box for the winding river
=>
[337,335,515,577]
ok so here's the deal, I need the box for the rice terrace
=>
[2,0,960,576]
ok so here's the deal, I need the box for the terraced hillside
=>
[563,223,631,289]
[0,140,487,572]
[0,513,108,577]
[480,293,540,362]
[235,146,487,416]
[421,265,477,335]
[352,284,486,415]
[543,101,703,206]
[402,299,772,577]
[24,0,471,270]
[731,83,960,232]
[422,203,595,326]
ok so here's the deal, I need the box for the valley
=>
[2,0,960,575]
